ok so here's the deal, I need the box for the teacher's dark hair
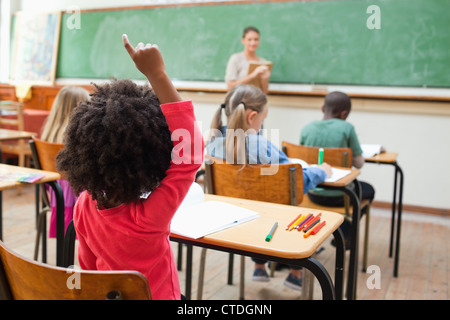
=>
[242,26,260,38]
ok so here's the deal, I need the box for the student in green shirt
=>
[300,91,375,247]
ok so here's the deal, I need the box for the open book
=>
[170,183,259,239]
[290,158,351,183]
[247,61,273,89]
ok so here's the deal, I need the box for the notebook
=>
[290,158,351,183]
[361,144,383,158]
[170,183,259,239]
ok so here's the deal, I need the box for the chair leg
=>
[177,243,183,271]
[33,208,49,261]
[270,260,276,277]
[197,250,247,300]
[227,253,234,285]
[362,207,370,272]
[302,254,315,300]
[197,248,207,300]
[239,255,245,300]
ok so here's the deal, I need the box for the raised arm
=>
[122,34,181,104]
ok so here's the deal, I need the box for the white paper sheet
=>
[171,201,259,239]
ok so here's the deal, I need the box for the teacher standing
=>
[225,26,271,93]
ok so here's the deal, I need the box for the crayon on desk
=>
[304,219,321,233]
[289,215,305,231]
[297,213,313,231]
[302,213,321,231]
[304,221,327,238]
[311,221,326,235]
[286,213,302,230]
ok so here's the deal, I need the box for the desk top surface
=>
[171,194,344,259]
[0,164,60,190]
[365,152,398,163]
[0,128,37,141]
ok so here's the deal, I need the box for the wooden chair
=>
[29,138,65,263]
[281,141,372,271]
[0,240,151,300]
[0,101,31,167]
[200,158,303,299]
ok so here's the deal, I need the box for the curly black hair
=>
[56,79,173,209]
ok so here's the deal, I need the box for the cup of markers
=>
[285,213,326,238]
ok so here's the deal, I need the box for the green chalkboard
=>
[56,0,450,87]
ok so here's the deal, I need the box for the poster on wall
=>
[10,11,61,85]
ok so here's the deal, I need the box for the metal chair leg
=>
[196,248,207,300]
[239,255,245,300]
[33,208,49,261]
[362,206,370,272]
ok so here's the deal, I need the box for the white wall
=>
[187,93,450,210]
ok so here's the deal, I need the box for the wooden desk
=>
[0,128,36,164]
[0,164,65,266]
[0,128,36,141]
[365,152,404,277]
[315,167,362,300]
[170,194,345,300]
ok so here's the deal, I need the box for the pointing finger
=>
[122,34,135,57]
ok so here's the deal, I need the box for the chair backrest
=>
[0,240,151,300]
[0,101,24,131]
[204,157,303,206]
[30,137,64,173]
[281,141,353,168]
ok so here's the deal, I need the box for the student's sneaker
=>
[283,273,302,291]
[252,268,270,282]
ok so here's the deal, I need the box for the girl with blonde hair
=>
[207,84,331,290]
[41,86,90,143]
[41,86,89,238]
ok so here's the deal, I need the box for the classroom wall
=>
[184,92,450,211]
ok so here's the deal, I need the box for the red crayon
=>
[311,221,326,235]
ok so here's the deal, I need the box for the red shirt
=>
[74,100,203,300]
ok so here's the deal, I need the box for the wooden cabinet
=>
[0,83,93,110]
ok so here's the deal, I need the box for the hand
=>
[260,67,271,81]
[123,34,166,80]
[318,163,332,178]
[122,34,181,104]
[250,65,269,78]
